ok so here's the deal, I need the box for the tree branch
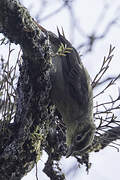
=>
[0,0,53,179]
[0,0,46,58]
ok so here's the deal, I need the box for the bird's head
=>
[66,120,95,157]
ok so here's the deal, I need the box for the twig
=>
[92,45,115,89]
[35,162,39,180]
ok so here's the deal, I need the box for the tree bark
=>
[0,0,52,179]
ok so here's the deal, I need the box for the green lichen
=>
[29,126,43,161]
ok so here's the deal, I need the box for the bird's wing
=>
[62,50,89,108]
[57,32,90,108]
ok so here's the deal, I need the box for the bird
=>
[37,23,96,157]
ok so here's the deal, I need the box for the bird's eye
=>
[76,134,82,141]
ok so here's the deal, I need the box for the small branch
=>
[35,162,39,180]
[92,45,115,89]
[94,75,120,87]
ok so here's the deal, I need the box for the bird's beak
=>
[66,145,74,158]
